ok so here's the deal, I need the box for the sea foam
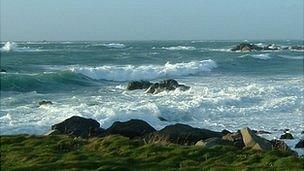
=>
[162,46,196,51]
[1,41,42,52]
[70,60,217,81]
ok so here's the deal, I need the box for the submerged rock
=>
[106,119,156,138]
[145,123,223,145]
[295,139,304,148]
[240,127,272,151]
[126,80,152,90]
[51,116,104,138]
[0,69,7,73]
[280,133,294,139]
[290,46,304,50]
[38,100,53,106]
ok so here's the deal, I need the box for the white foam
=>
[1,41,42,52]
[162,46,196,51]
[251,54,272,60]
[70,60,217,81]
[278,55,304,60]
[101,43,126,48]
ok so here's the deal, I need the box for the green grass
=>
[1,135,303,171]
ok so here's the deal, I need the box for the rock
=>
[145,79,190,94]
[290,46,304,50]
[126,80,152,90]
[263,44,280,50]
[38,100,53,106]
[51,116,104,138]
[252,130,271,134]
[295,139,304,148]
[222,131,245,149]
[0,69,7,73]
[301,130,304,134]
[240,127,272,151]
[221,129,232,136]
[106,119,156,138]
[280,133,294,139]
[231,43,263,52]
[270,139,296,155]
[145,123,223,145]
[158,116,168,121]
[195,137,233,148]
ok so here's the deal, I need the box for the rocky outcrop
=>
[270,139,296,155]
[295,139,304,148]
[231,43,263,52]
[240,127,272,151]
[222,131,245,149]
[280,133,294,139]
[144,123,223,145]
[51,116,104,138]
[126,80,152,90]
[106,119,156,138]
[195,137,232,148]
[38,100,53,106]
[127,79,190,94]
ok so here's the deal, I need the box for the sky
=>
[1,0,303,41]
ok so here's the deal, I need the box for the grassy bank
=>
[1,134,303,171]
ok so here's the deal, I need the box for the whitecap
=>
[70,59,217,81]
[162,46,196,51]
[1,41,43,52]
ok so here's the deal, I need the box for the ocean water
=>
[0,40,303,151]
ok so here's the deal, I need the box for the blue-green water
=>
[0,41,303,145]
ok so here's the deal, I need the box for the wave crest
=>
[70,60,217,81]
[162,46,196,51]
[1,41,42,52]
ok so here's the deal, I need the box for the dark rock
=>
[0,69,7,73]
[38,100,53,106]
[51,116,104,138]
[290,46,304,50]
[106,119,156,138]
[231,43,263,52]
[263,44,280,50]
[158,116,168,121]
[145,123,223,145]
[301,130,304,134]
[252,130,271,134]
[145,79,190,94]
[126,80,152,90]
[222,131,245,149]
[195,137,233,148]
[295,139,304,148]
[270,139,296,155]
[280,133,294,139]
[240,127,272,151]
[221,129,232,136]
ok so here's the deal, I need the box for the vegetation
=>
[1,134,303,171]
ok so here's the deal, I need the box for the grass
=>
[1,134,303,171]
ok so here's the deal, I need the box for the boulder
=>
[270,139,296,155]
[145,79,190,94]
[221,129,232,136]
[145,123,223,145]
[231,43,263,52]
[295,139,304,148]
[280,133,294,139]
[222,131,245,149]
[126,80,152,90]
[0,69,7,73]
[38,100,53,106]
[51,116,104,138]
[240,127,272,151]
[195,137,233,148]
[106,119,156,138]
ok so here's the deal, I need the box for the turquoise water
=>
[0,41,303,143]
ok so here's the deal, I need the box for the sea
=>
[0,40,303,153]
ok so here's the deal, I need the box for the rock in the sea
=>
[295,139,304,148]
[222,131,245,149]
[158,116,168,121]
[280,133,294,139]
[38,100,53,106]
[106,119,156,138]
[231,43,263,52]
[51,116,104,138]
[145,79,190,94]
[145,123,223,145]
[240,127,272,151]
[126,80,152,90]
[0,69,7,73]
[252,130,271,135]
[195,137,232,148]
[270,139,296,155]
[290,45,304,50]
[263,44,280,50]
